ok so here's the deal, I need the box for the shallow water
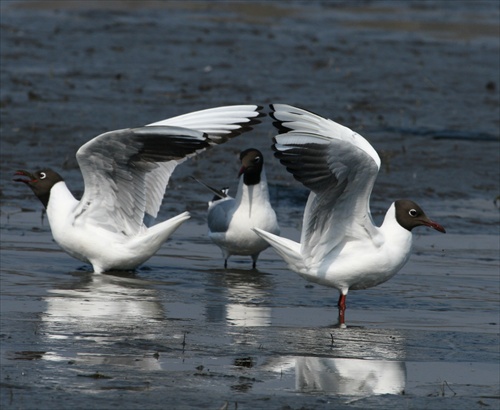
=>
[1,1,499,409]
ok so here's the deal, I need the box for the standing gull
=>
[197,148,280,269]
[253,104,445,326]
[15,105,262,273]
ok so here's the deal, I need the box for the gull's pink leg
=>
[338,293,347,327]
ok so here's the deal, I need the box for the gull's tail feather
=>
[145,211,191,245]
[252,228,305,271]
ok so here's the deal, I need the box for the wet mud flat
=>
[1,214,499,409]
[1,1,499,409]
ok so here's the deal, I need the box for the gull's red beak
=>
[424,219,446,233]
[14,170,37,184]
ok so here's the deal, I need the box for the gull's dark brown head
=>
[14,169,64,208]
[238,148,264,186]
[395,199,446,233]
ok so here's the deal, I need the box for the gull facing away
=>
[196,148,280,269]
[15,105,263,273]
[253,104,445,326]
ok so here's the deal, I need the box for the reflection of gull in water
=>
[41,272,165,370]
[265,328,406,396]
[45,273,163,324]
[295,357,405,395]
[226,301,271,327]
[205,268,273,327]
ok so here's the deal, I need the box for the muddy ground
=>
[0,1,499,409]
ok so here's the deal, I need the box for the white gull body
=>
[206,149,280,268]
[253,104,445,325]
[16,105,262,273]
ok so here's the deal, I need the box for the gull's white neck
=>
[234,169,270,218]
[379,202,413,265]
[235,168,270,204]
[46,181,79,226]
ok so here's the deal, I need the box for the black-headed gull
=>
[15,105,263,273]
[197,148,280,269]
[253,104,445,326]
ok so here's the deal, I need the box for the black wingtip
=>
[269,103,296,134]
[255,105,266,117]
[246,107,266,126]
[269,103,332,135]
[216,105,266,141]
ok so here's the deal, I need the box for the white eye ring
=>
[409,209,417,217]
[40,172,47,180]
[254,156,261,162]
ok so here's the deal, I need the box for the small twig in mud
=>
[330,333,334,346]
[182,332,187,353]
[441,380,457,396]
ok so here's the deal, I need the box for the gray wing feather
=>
[207,198,235,233]
[75,126,209,236]
[270,105,381,255]
[272,118,380,257]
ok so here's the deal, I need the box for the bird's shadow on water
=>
[205,266,275,292]
[61,267,149,290]
[206,265,273,277]
[67,264,186,284]
[66,266,140,282]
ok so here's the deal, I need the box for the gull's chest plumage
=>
[47,185,128,266]
[229,195,276,232]
[225,198,276,247]
[209,178,279,258]
[303,222,413,291]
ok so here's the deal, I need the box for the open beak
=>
[14,170,37,184]
[423,219,446,233]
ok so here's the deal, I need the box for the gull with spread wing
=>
[15,105,262,273]
[253,104,445,326]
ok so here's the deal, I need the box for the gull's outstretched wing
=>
[144,105,263,220]
[270,104,381,259]
[74,126,210,236]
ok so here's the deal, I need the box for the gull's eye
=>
[409,209,418,217]
[39,172,47,180]
[253,156,261,163]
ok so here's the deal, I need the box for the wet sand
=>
[1,1,499,409]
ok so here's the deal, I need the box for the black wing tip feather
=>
[213,106,266,142]
[269,103,292,133]
[271,138,333,190]
[134,129,211,162]
[244,106,266,128]
[269,103,329,134]
[239,105,266,128]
